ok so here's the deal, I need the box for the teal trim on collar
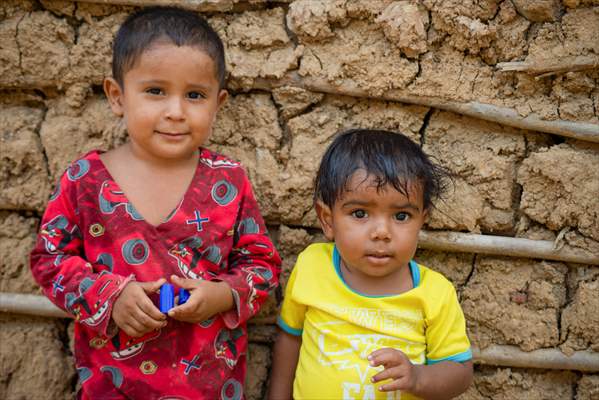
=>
[332,245,420,298]
[411,259,420,287]
[277,316,303,336]
[426,348,472,365]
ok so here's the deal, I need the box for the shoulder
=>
[199,148,243,170]
[294,242,334,272]
[54,150,103,191]
[416,263,459,300]
[198,148,253,190]
[287,242,335,294]
[63,150,101,177]
[47,151,103,211]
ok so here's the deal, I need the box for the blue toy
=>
[159,283,190,313]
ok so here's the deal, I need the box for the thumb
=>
[138,278,166,294]
[171,275,199,290]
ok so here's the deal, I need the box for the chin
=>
[153,146,198,160]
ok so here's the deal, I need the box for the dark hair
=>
[112,6,226,88]
[314,129,449,210]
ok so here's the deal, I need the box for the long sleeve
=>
[217,171,281,328]
[30,163,132,337]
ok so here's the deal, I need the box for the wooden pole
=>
[418,231,599,265]
[73,0,239,12]
[473,345,599,372]
[0,292,69,318]
[497,56,599,77]
[252,74,599,143]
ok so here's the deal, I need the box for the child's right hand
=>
[112,279,167,337]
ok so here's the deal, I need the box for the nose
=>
[370,219,391,241]
[165,97,185,121]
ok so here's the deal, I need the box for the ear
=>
[216,89,228,110]
[315,201,335,241]
[103,77,125,117]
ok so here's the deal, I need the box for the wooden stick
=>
[497,56,599,77]
[418,231,599,265]
[252,74,599,143]
[0,292,279,324]
[473,345,599,372]
[73,0,239,12]
[0,292,69,318]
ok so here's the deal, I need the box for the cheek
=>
[126,104,155,124]
[195,107,218,126]
[334,223,365,251]
[393,226,421,250]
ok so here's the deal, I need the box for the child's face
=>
[104,42,227,161]
[317,170,427,286]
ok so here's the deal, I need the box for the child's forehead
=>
[141,40,214,63]
[127,40,217,75]
[339,170,424,202]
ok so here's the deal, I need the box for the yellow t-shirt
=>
[278,243,471,400]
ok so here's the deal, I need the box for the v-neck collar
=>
[91,150,202,230]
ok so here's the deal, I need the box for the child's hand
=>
[112,279,167,337]
[368,348,420,394]
[168,275,234,323]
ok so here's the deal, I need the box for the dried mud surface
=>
[1,0,598,398]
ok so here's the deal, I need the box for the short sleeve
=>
[277,264,306,336]
[425,283,472,364]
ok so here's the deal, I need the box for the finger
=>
[133,306,167,330]
[137,295,167,321]
[168,301,196,318]
[377,376,411,392]
[369,347,394,359]
[171,275,200,290]
[122,321,145,338]
[371,366,404,383]
[138,278,167,294]
[369,348,407,367]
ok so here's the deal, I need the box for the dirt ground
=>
[1,0,598,399]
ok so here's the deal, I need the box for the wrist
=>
[214,280,234,313]
[411,364,426,396]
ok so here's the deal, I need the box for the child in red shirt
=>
[30,6,281,399]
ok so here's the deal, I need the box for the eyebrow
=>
[340,200,421,212]
[138,79,212,90]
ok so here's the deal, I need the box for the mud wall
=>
[1,0,598,399]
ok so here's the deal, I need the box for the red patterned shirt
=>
[30,149,281,399]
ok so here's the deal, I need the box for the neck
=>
[124,142,200,171]
[340,260,414,296]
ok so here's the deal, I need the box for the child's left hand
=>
[167,275,234,323]
[368,348,420,394]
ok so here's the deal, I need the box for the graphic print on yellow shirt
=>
[278,243,471,400]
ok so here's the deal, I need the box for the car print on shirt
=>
[168,236,223,279]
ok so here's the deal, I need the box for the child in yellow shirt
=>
[269,129,472,399]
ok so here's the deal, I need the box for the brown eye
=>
[352,210,367,218]
[395,212,410,222]
[187,91,205,100]
[146,87,163,95]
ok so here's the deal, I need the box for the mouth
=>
[155,131,189,137]
[365,252,393,264]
